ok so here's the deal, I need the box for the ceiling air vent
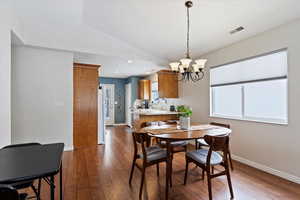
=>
[230,26,245,34]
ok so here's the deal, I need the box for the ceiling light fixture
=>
[128,60,133,64]
[169,1,207,82]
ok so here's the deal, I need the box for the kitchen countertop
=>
[133,109,180,116]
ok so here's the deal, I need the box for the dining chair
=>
[0,184,27,200]
[156,138,188,186]
[195,122,234,170]
[146,120,188,187]
[184,134,234,200]
[2,143,42,200]
[128,131,169,199]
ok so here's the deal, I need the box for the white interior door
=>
[125,83,132,126]
[98,88,105,144]
[102,84,115,125]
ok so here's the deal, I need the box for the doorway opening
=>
[101,84,115,125]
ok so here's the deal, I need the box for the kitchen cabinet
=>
[138,80,151,100]
[157,70,178,98]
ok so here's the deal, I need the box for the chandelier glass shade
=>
[169,1,207,82]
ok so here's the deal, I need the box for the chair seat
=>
[145,145,163,154]
[160,140,189,147]
[197,138,209,146]
[186,149,223,165]
[139,146,167,163]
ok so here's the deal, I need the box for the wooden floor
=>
[26,126,300,200]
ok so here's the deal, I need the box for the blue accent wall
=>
[127,76,142,106]
[99,77,127,124]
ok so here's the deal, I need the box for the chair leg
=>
[31,183,39,199]
[228,150,234,171]
[156,163,160,177]
[184,160,189,185]
[129,158,136,185]
[202,169,205,180]
[170,155,173,187]
[195,139,198,150]
[139,167,146,199]
[226,167,234,199]
[207,171,213,200]
[37,178,41,200]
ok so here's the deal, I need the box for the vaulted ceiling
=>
[13,0,300,77]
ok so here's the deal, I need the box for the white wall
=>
[0,0,13,148]
[12,46,74,150]
[180,19,300,182]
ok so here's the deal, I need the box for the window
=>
[151,82,159,101]
[210,50,288,124]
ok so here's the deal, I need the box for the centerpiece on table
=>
[177,105,192,130]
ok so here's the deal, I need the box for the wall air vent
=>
[230,26,245,34]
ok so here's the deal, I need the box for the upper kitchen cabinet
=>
[158,70,179,98]
[138,79,151,100]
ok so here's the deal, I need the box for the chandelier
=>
[169,1,207,82]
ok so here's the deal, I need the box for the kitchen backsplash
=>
[134,98,183,111]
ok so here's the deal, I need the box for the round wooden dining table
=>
[140,123,232,200]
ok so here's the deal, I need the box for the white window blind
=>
[210,50,287,86]
[212,85,242,118]
[243,79,287,123]
[210,49,288,124]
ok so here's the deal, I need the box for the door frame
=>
[98,88,105,144]
[101,84,115,125]
[125,83,132,126]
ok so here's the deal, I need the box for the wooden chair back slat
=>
[204,134,230,152]
[132,131,149,162]
[204,133,230,167]
[209,122,230,129]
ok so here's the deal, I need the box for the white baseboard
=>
[232,154,300,184]
[64,146,74,152]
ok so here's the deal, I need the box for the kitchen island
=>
[133,109,179,128]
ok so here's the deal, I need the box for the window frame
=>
[209,49,289,125]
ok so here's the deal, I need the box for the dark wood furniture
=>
[138,79,151,100]
[73,63,100,149]
[157,70,178,98]
[0,184,27,200]
[196,122,234,170]
[2,143,42,200]
[156,135,188,187]
[0,143,64,200]
[134,120,185,187]
[129,131,168,199]
[184,134,234,200]
[141,123,231,200]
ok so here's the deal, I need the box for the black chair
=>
[195,122,234,171]
[129,131,169,199]
[0,184,27,200]
[2,143,42,200]
[184,134,234,200]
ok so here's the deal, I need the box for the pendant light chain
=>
[186,6,190,59]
